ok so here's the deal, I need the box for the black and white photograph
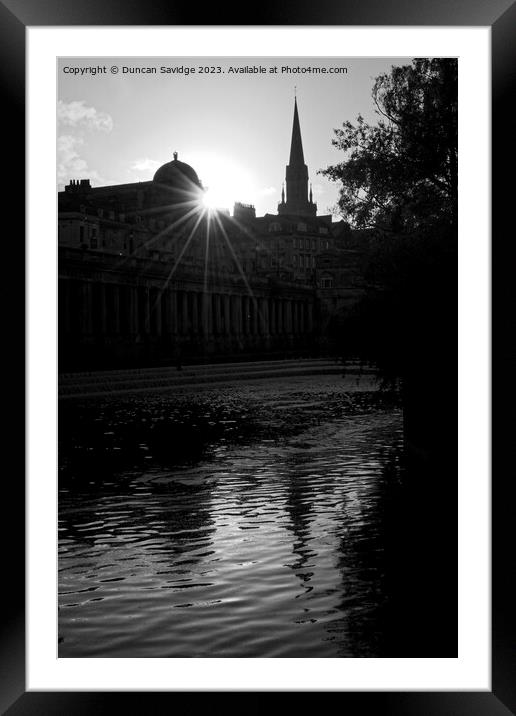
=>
[57,55,458,659]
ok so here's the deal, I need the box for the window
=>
[79,225,84,242]
[319,227,329,235]
[293,254,297,265]
[293,237,298,248]
[297,222,307,232]
[312,240,316,250]
[321,277,333,289]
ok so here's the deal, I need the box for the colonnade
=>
[59,278,315,345]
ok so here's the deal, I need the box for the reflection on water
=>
[59,411,403,657]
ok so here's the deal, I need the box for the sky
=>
[58,56,413,219]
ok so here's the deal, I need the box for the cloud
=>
[130,158,161,173]
[56,101,112,186]
[311,183,325,196]
[57,100,113,132]
[258,186,276,196]
[57,134,103,187]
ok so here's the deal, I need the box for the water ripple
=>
[59,410,402,657]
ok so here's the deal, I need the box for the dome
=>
[152,152,203,191]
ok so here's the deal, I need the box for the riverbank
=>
[59,372,401,483]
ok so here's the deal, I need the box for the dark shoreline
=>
[59,378,401,484]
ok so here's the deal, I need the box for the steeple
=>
[278,96,317,217]
[289,98,305,166]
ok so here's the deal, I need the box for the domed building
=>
[153,151,203,190]
[151,152,205,210]
[57,101,353,370]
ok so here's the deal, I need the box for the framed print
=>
[4,0,511,711]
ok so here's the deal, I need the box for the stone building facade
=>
[58,101,367,370]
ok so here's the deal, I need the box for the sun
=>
[202,186,223,210]
[189,152,255,213]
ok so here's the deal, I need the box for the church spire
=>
[289,97,305,166]
[278,96,317,218]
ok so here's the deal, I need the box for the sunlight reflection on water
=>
[59,410,402,657]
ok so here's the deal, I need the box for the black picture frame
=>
[5,0,510,712]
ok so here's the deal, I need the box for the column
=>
[202,291,212,336]
[276,299,282,334]
[236,295,243,335]
[143,286,151,335]
[249,299,256,335]
[262,297,269,336]
[213,294,221,335]
[98,283,107,336]
[223,294,231,336]
[229,296,236,336]
[197,292,204,333]
[282,299,289,335]
[170,290,178,335]
[269,298,275,335]
[181,291,189,334]
[232,295,241,336]
[243,296,249,335]
[129,286,138,335]
[251,297,255,335]
[160,290,169,337]
[154,289,162,336]
[191,292,199,333]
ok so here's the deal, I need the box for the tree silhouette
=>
[321,61,459,653]
[320,59,458,391]
[320,58,457,235]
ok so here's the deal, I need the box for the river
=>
[58,374,404,657]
